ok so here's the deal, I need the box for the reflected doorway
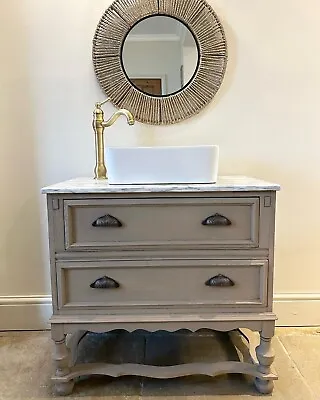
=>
[131,78,162,95]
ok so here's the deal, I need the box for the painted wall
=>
[182,46,198,86]
[1,0,320,328]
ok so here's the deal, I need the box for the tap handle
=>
[95,98,111,109]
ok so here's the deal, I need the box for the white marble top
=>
[41,176,280,194]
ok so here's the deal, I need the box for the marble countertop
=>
[41,176,280,194]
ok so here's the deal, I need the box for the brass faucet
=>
[93,98,135,180]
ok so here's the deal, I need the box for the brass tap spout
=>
[102,109,135,128]
[93,99,135,180]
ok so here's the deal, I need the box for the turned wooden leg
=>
[254,322,275,394]
[51,325,75,396]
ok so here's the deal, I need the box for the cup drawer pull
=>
[92,214,122,228]
[90,276,120,289]
[202,213,231,226]
[205,274,235,287]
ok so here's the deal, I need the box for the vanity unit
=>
[42,0,280,394]
[42,176,280,395]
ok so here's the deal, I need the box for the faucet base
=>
[94,164,107,180]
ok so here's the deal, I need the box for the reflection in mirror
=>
[121,16,199,97]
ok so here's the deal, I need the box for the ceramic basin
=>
[106,145,219,185]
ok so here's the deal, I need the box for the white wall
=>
[123,40,182,94]
[1,0,320,328]
[182,45,198,86]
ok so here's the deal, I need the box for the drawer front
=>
[64,197,260,250]
[56,259,268,311]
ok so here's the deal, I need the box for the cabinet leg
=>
[54,381,75,396]
[254,322,275,394]
[51,326,74,396]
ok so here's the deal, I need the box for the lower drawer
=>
[56,259,268,312]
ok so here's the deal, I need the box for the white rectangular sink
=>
[106,145,219,185]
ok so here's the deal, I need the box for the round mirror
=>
[93,0,228,124]
[121,16,199,97]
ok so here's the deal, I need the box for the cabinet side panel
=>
[267,192,277,312]
[259,191,277,311]
[46,194,65,314]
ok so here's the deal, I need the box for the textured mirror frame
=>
[92,0,228,125]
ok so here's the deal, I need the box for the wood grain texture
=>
[92,0,227,124]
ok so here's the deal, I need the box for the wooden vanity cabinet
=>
[42,177,280,395]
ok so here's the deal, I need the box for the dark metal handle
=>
[205,274,235,287]
[92,214,122,227]
[202,213,231,226]
[90,276,120,289]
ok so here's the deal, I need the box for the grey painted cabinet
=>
[42,177,280,395]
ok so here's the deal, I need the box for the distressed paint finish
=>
[43,176,280,395]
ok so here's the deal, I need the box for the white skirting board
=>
[0,294,320,330]
[273,293,320,327]
[0,296,52,330]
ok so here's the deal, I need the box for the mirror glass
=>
[121,16,199,97]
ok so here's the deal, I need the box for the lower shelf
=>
[51,327,278,396]
[52,360,277,382]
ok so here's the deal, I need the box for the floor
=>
[0,328,319,400]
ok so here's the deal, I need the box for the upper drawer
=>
[63,197,260,251]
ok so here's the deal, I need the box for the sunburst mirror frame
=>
[92,0,228,125]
